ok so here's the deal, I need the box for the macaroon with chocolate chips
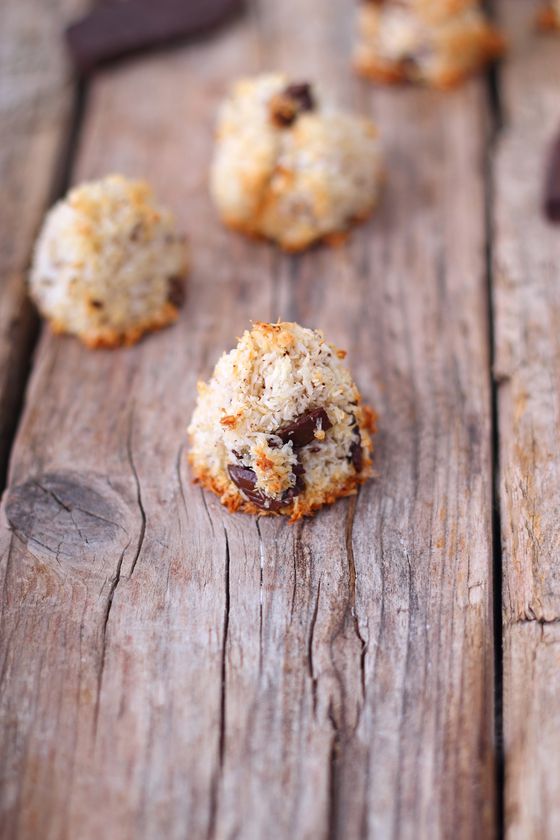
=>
[29,175,188,348]
[210,74,382,251]
[538,1,560,31]
[188,321,376,522]
[353,0,505,89]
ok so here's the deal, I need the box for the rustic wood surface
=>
[494,3,560,838]
[0,0,88,484]
[0,0,557,837]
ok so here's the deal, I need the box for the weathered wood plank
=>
[493,3,560,838]
[1,1,495,838]
[0,0,88,485]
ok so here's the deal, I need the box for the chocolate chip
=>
[227,464,281,510]
[350,440,363,473]
[167,276,184,308]
[227,464,257,493]
[281,466,305,503]
[90,299,104,309]
[65,0,244,74]
[269,81,315,128]
[349,424,363,473]
[276,408,332,449]
[227,463,304,511]
[545,130,560,222]
[281,485,302,503]
[284,83,315,113]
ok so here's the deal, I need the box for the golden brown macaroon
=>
[188,322,376,522]
[29,175,188,348]
[210,74,382,252]
[354,0,505,89]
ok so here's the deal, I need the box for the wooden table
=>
[1,1,559,838]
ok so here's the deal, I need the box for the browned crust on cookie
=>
[188,408,376,523]
[354,27,506,89]
[50,300,181,349]
[537,6,560,30]
[218,203,378,253]
[354,57,409,85]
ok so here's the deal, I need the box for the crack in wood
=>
[207,527,231,840]
[93,542,129,739]
[327,700,342,840]
[345,494,367,702]
[31,479,72,513]
[126,411,146,579]
[256,519,264,674]
[307,577,321,719]
[220,528,231,768]
[484,17,506,837]
[199,487,216,538]
[289,521,305,624]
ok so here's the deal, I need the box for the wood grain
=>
[0,1,496,837]
[493,3,560,838]
[0,0,88,485]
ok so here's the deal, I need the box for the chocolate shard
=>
[228,464,280,510]
[269,82,315,128]
[545,130,560,222]
[228,462,304,511]
[349,422,363,473]
[284,83,315,114]
[349,439,363,473]
[65,0,244,74]
[276,408,332,449]
[227,464,257,493]
[280,468,305,503]
[238,486,284,512]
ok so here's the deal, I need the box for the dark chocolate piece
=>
[227,464,257,493]
[65,0,244,74]
[276,408,332,449]
[279,467,305,503]
[284,83,315,114]
[227,463,304,511]
[243,489,283,511]
[545,131,560,222]
[269,82,315,128]
[349,438,363,473]
[348,421,363,473]
[167,276,185,308]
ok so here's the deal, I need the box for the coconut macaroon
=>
[188,322,376,521]
[538,1,560,30]
[29,175,188,348]
[210,74,382,252]
[354,0,505,89]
